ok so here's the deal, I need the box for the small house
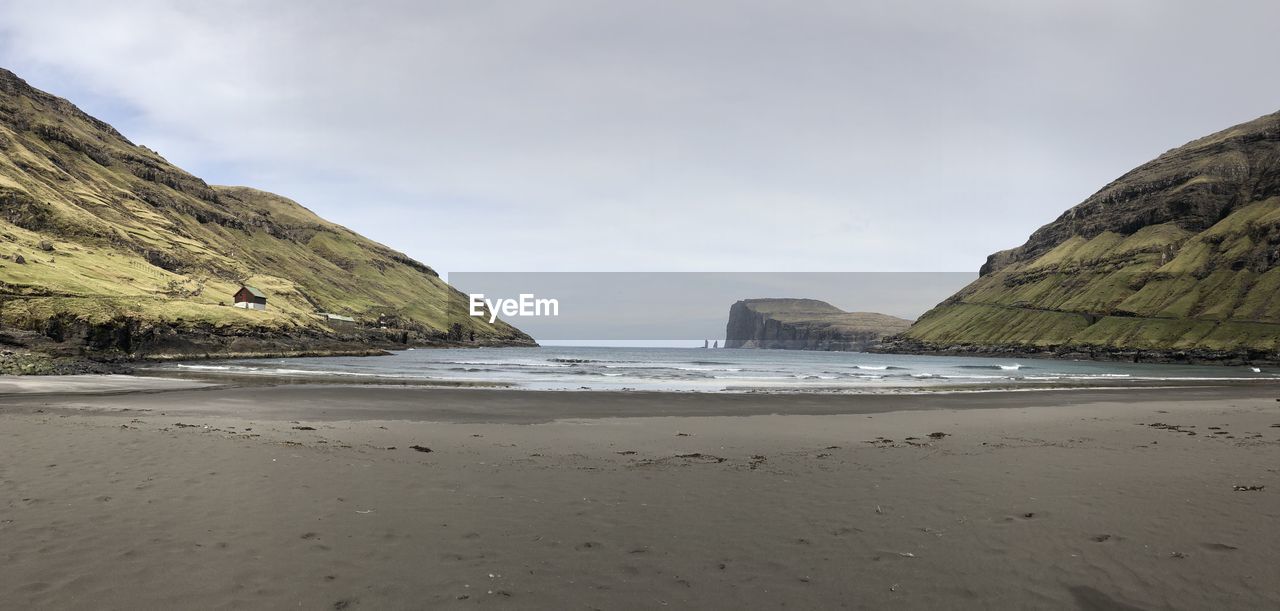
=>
[233,286,268,311]
[321,312,356,328]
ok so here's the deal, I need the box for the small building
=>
[233,285,268,311]
[321,312,356,328]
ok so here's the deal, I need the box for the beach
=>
[2,381,1279,609]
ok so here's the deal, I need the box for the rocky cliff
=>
[0,67,533,365]
[888,109,1280,364]
[725,298,912,351]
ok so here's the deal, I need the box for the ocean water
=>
[157,346,1280,392]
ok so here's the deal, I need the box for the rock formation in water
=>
[725,298,912,351]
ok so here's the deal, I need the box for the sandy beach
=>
[2,380,1279,609]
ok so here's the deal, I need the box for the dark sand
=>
[2,378,1279,609]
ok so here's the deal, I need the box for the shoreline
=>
[6,338,1279,380]
[2,368,1280,402]
[872,338,1280,367]
[5,376,1279,423]
[17,364,1280,397]
[0,330,540,376]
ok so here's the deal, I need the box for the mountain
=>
[887,110,1280,364]
[725,298,912,351]
[0,67,533,367]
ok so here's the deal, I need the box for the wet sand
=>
[2,381,1279,609]
[0,374,215,395]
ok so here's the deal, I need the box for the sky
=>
[1,0,1279,277]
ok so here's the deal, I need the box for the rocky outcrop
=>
[725,299,912,351]
[874,336,1276,366]
[896,109,1280,363]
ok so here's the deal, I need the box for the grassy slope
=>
[903,110,1280,356]
[0,68,530,347]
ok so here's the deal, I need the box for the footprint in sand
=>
[1200,542,1239,552]
[1000,512,1039,523]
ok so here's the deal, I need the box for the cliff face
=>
[892,109,1280,363]
[725,299,912,351]
[0,67,533,360]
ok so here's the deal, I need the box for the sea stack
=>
[724,298,912,351]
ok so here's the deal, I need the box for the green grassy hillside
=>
[896,110,1280,362]
[0,67,532,358]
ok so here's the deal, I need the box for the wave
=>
[267,368,378,377]
[163,347,1278,394]
[602,363,675,369]
[1023,373,1131,380]
[601,363,742,372]
[957,364,1026,371]
[442,360,570,368]
[940,374,1013,380]
[712,374,796,380]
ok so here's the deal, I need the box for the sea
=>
[153,346,1280,393]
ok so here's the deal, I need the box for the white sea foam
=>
[444,360,570,368]
[160,347,1277,393]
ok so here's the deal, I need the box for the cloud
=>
[1,0,1278,275]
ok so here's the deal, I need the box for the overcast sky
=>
[1,1,1278,276]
